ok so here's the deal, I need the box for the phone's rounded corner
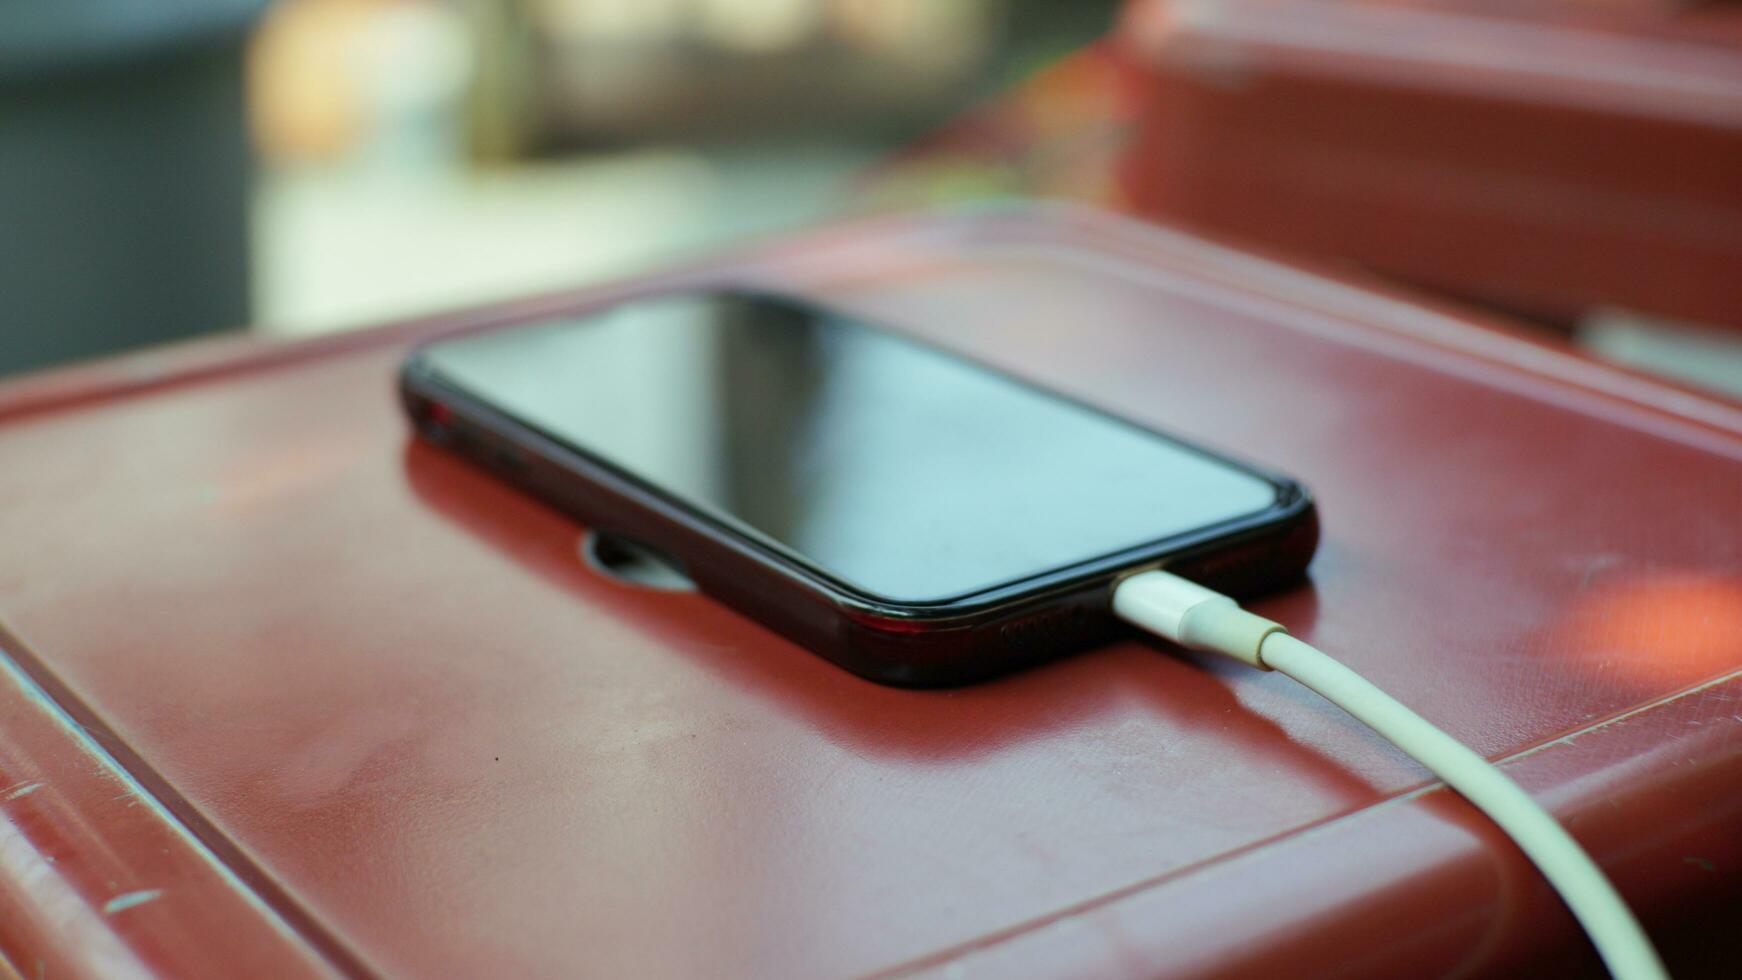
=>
[397,345,436,394]
[1267,472,1315,519]
[397,351,461,442]
[1270,479,1321,580]
[1239,473,1319,580]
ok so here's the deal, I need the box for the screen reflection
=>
[421,292,1280,603]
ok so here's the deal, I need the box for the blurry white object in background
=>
[250,0,472,169]
[1580,309,1742,399]
[354,1,473,168]
[697,0,819,52]
[502,0,999,149]
[252,143,874,335]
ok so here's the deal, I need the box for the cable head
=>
[1112,570,1284,669]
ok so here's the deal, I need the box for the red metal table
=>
[2,208,1741,978]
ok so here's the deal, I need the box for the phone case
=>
[399,312,1317,687]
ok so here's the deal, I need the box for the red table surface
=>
[2,208,1742,978]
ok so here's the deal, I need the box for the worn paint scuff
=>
[102,889,164,916]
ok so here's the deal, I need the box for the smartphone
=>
[401,289,1316,686]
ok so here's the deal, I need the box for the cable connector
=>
[1111,569,1285,669]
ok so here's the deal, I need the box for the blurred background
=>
[0,0,1112,368]
[3,0,1740,395]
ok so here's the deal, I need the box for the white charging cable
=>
[1111,569,1667,980]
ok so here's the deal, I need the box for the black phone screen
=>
[417,291,1285,605]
